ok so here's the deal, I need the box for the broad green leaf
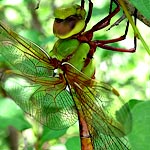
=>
[0,98,31,130]
[40,126,67,146]
[128,101,150,150]
[128,99,144,109]
[65,136,80,150]
[129,0,150,19]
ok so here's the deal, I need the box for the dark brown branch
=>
[7,126,19,150]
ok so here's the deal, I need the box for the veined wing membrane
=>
[0,21,78,129]
[64,63,131,149]
[0,21,54,77]
[1,72,77,129]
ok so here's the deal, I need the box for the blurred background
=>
[0,0,150,149]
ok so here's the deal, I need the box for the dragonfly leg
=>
[94,20,135,53]
[86,20,136,53]
[75,0,136,53]
[75,0,120,41]
[77,0,120,41]
[81,0,93,32]
[94,21,130,44]
[95,41,136,53]
[85,0,93,26]
[107,3,138,51]
[85,0,136,52]
[93,8,137,52]
[133,8,137,50]
[109,0,115,14]
[93,20,136,53]
[81,0,85,8]
[87,0,120,34]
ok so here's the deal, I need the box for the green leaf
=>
[65,136,80,150]
[129,0,150,19]
[40,126,67,146]
[128,101,150,150]
[128,99,144,109]
[0,98,31,130]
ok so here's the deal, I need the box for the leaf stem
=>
[118,0,150,55]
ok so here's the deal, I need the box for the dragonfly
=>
[0,0,132,149]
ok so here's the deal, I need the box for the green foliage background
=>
[0,0,150,150]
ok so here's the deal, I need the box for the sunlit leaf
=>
[40,126,67,146]
[130,0,150,20]
[128,101,150,150]
[65,136,80,150]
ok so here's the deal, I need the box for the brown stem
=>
[7,126,19,150]
[27,1,44,34]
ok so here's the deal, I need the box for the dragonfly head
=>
[53,4,86,39]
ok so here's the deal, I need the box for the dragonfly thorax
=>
[49,38,95,78]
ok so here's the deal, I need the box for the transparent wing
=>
[1,72,77,129]
[0,21,56,77]
[64,63,131,149]
[0,21,77,129]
